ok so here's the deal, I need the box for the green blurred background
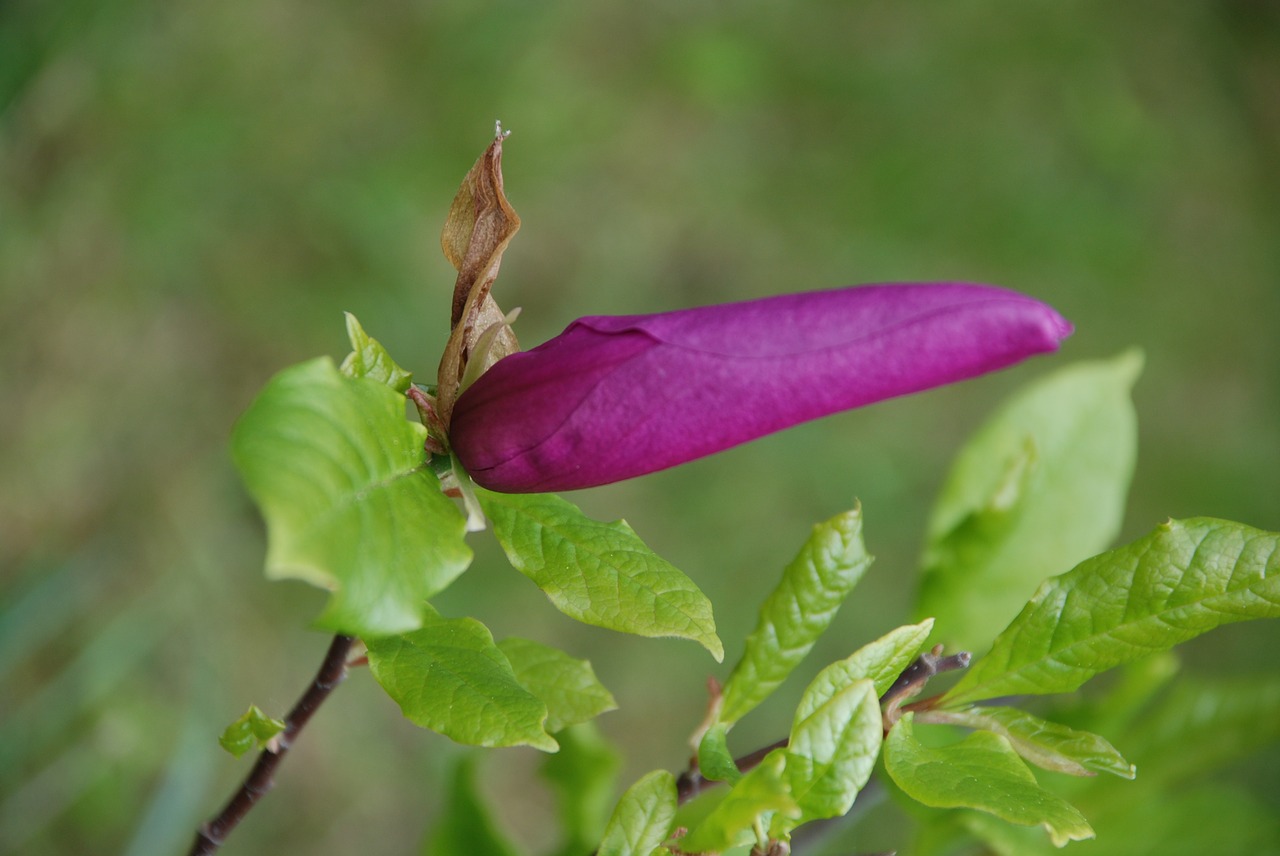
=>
[2,1,1278,854]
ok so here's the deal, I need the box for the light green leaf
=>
[884,715,1093,847]
[697,722,741,784]
[719,507,873,725]
[366,607,556,751]
[217,705,286,757]
[231,358,471,636]
[597,770,677,856]
[540,723,622,856]
[339,312,414,393]
[918,351,1142,653]
[426,756,522,856]
[798,620,935,720]
[680,750,799,854]
[497,637,617,733]
[944,517,1280,707]
[773,678,881,836]
[922,705,1134,778]
[479,490,723,661]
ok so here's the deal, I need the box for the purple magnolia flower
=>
[449,283,1071,493]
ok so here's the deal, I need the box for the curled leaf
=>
[437,125,522,425]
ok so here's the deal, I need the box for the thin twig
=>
[189,634,356,855]
[674,647,971,806]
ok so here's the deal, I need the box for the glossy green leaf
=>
[217,705,285,758]
[339,312,413,393]
[945,518,1280,706]
[922,705,1134,778]
[497,637,617,733]
[696,722,741,784]
[719,507,873,725]
[680,750,799,854]
[918,351,1142,652]
[799,620,935,716]
[479,490,723,660]
[231,357,471,636]
[426,755,522,856]
[597,770,677,856]
[366,607,556,751]
[884,715,1093,847]
[540,723,622,856]
[773,678,881,836]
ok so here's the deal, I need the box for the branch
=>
[189,634,357,855]
[675,646,971,806]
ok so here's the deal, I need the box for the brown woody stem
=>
[188,634,356,855]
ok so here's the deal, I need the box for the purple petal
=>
[450,283,1072,492]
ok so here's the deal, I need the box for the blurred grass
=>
[2,1,1278,853]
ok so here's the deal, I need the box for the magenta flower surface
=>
[449,283,1072,493]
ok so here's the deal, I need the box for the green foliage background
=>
[2,1,1277,853]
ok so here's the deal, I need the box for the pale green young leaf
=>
[679,750,799,854]
[427,756,522,856]
[922,705,1134,778]
[540,723,622,856]
[339,312,413,394]
[230,358,471,636]
[918,351,1142,653]
[597,770,677,856]
[697,722,741,784]
[772,678,881,837]
[366,607,556,751]
[944,518,1280,707]
[479,490,723,660]
[217,705,285,758]
[719,507,873,725]
[497,637,617,733]
[797,620,934,721]
[884,715,1093,847]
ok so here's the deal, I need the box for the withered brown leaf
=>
[436,125,522,429]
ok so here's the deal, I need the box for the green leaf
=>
[217,705,285,758]
[918,351,1142,653]
[944,517,1280,707]
[884,715,1093,847]
[231,358,472,636]
[697,722,741,784]
[426,755,522,856]
[497,637,617,733]
[680,750,799,854]
[799,620,935,714]
[719,507,874,724]
[773,678,881,836]
[478,490,723,661]
[597,770,678,856]
[540,723,622,856]
[366,606,556,751]
[339,312,413,394]
[922,705,1134,778]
